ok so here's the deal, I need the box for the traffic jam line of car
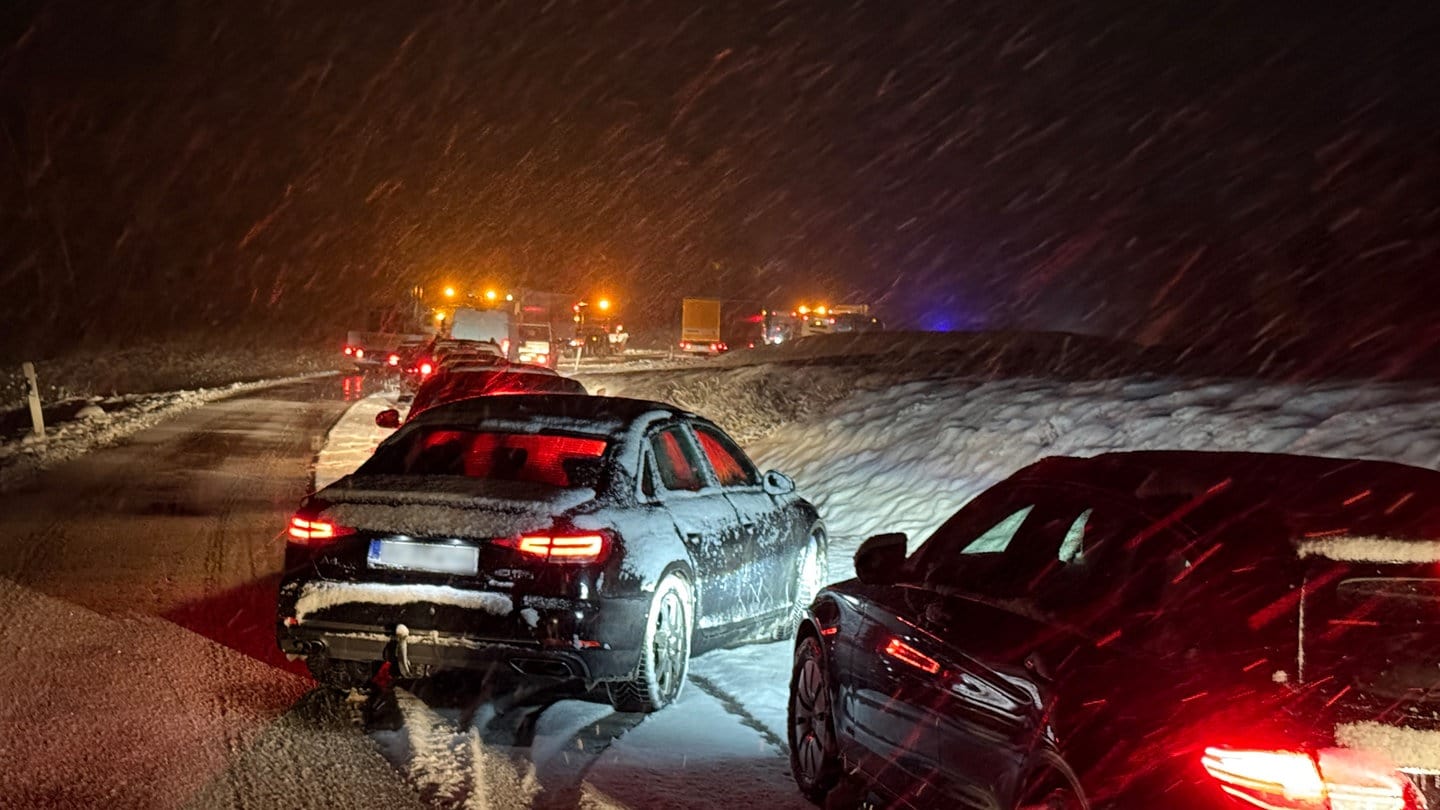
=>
[282,359,1440,809]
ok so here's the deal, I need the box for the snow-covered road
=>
[0,374,809,809]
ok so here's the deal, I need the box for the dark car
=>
[400,338,506,392]
[376,366,587,428]
[790,451,1440,809]
[279,395,827,712]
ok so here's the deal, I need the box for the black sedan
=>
[278,395,826,712]
[790,451,1440,809]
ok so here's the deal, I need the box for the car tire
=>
[775,528,828,641]
[607,573,693,713]
[789,633,841,804]
[306,656,374,691]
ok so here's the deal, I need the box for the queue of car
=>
[285,354,1440,808]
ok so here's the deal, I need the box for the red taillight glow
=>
[355,348,365,359]
[419,361,434,375]
[387,353,400,366]
[510,533,609,564]
[343,346,354,356]
[820,625,839,637]
[287,515,354,543]
[1201,746,1420,810]
[883,637,941,675]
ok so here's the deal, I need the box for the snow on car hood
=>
[294,581,513,622]
[1297,535,1440,564]
[315,474,594,539]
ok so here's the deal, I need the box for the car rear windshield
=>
[362,429,608,487]
[410,373,586,415]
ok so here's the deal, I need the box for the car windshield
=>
[360,428,608,487]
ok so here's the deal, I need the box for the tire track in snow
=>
[364,688,649,810]
[688,672,789,755]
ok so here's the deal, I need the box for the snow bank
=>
[584,334,1440,581]
[313,390,399,489]
[0,372,334,493]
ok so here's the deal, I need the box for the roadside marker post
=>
[22,362,45,442]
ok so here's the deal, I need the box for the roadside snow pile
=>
[749,375,1440,578]
[586,333,1440,581]
[0,341,338,404]
[312,390,401,489]
[0,373,333,492]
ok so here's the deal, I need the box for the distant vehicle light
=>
[387,354,400,366]
[883,637,941,675]
[536,354,547,365]
[798,306,810,315]
[501,338,510,356]
[485,289,497,301]
[419,362,434,376]
[816,306,828,315]
[444,286,456,298]
[597,298,611,311]
[354,348,365,359]
[343,346,354,356]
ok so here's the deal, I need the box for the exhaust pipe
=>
[509,658,576,678]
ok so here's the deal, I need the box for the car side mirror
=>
[374,408,401,429]
[762,470,795,495]
[855,532,908,586]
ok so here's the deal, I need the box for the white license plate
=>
[368,540,479,576]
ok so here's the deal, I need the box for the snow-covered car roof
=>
[402,394,689,438]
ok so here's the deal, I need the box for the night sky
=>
[3,1,1439,359]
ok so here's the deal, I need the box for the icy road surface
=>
[0,375,808,809]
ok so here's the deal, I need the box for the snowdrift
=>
[582,332,1440,580]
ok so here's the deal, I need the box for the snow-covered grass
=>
[0,372,336,493]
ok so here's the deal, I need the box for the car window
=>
[960,506,1034,554]
[692,424,759,487]
[359,428,608,488]
[650,427,704,492]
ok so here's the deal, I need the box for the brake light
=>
[883,637,941,675]
[387,353,400,366]
[508,533,609,564]
[343,346,354,356]
[1201,746,1421,810]
[419,361,433,376]
[355,348,365,359]
[287,515,355,543]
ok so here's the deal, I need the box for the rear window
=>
[362,429,608,487]
[410,373,586,415]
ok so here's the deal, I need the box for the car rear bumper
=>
[276,587,649,684]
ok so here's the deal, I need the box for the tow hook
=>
[393,624,416,679]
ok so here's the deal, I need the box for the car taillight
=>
[505,533,609,564]
[355,348,365,359]
[882,637,941,675]
[419,361,433,376]
[1201,746,1421,810]
[287,515,355,544]
[387,353,400,366]
[343,346,354,356]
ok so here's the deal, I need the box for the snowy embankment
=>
[582,333,1440,581]
[0,372,335,492]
